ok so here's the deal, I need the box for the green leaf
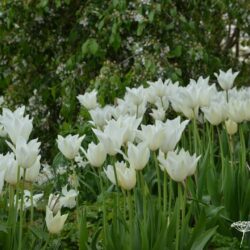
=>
[190,226,218,250]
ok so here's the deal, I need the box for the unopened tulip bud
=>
[225,119,238,135]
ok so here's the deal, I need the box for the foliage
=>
[0,0,249,157]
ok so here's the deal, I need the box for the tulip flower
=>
[59,185,78,209]
[150,107,165,121]
[25,156,41,182]
[126,142,150,170]
[82,142,107,167]
[89,105,114,128]
[48,193,62,214]
[57,134,85,160]
[202,100,227,125]
[158,149,201,182]
[104,161,136,190]
[159,117,189,153]
[93,120,126,155]
[45,206,68,234]
[136,123,164,151]
[77,90,99,110]
[0,106,33,144]
[0,152,22,184]
[7,138,41,169]
[214,69,239,90]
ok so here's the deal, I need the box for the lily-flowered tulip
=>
[48,193,61,214]
[126,142,150,170]
[77,90,99,110]
[214,69,239,90]
[45,206,68,234]
[104,161,136,190]
[25,156,41,182]
[0,152,22,184]
[7,138,41,169]
[136,123,164,151]
[57,134,85,160]
[93,120,126,155]
[158,149,201,182]
[89,105,114,128]
[202,99,227,125]
[0,106,33,144]
[82,142,107,167]
[60,185,78,209]
[159,117,189,153]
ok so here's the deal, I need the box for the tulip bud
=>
[225,119,238,135]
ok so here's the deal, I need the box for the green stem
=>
[163,171,167,215]
[98,169,107,248]
[168,178,172,220]
[30,184,34,223]
[175,183,182,250]
[153,151,161,208]
[18,168,26,250]
[128,190,133,249]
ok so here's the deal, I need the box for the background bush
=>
[0,0,249,157]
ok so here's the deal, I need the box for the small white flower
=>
[231,221,250,247]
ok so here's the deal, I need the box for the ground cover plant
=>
[0,69,250,249]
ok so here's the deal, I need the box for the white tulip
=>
[136,123,164,151]
[105,161,136,190]
[82,142,107,167]
[48,193,61,214]
[25,156,41,182]
[159,117,189,153]
[150,107,165,121]
[202,100,228,125]
[57,134,85,160]
[126,142,150,170]
[8,138,41,169]
[77,90,99,110]
[158,149,201,182]
[45,206,68,234]
[93,119,126,155]
[0,106,33,144]
[89,105,114,128]
[0,152,22,184]
[59,185,78,209]
[214,69,239,90]
[104,165,117,185]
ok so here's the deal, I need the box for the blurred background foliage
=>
[0,0,249,157]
